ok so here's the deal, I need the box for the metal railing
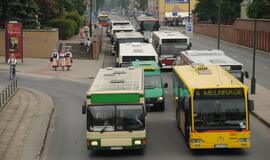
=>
[0,79,18,109]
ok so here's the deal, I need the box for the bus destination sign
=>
[194,88,244,98]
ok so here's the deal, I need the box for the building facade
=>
[147,0,197,23]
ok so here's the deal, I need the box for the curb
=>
[251,112,270,128]
[19,87,54,160]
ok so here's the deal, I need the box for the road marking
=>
[17,72,54,80]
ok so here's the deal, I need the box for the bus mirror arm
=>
[244,71,249,79]
[248,100,254,112]
[82,101,86,114]
[184,96,190,110]
[164,83,168,88]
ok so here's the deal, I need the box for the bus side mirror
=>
[248,100,254,112]
[144,39,149,43]
[189,42,192,47]
[164,83,168,88]
[184,96,190,110]
[244,71,249,78]
[82,101,86,114]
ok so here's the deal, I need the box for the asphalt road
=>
[0,14,269,160]
[1,70,270,160]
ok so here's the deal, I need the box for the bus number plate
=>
[110,147,123,150]
[214,144,227,148]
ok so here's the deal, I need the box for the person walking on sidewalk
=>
[8,53,17,80]
[65,48,73,71]
[51,49,59,71]
[59,49,66,71]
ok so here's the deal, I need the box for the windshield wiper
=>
[100,120,109,133]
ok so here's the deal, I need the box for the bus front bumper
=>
[87,138,146,150]
[189,141,250,149]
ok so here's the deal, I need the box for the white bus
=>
[107,20,132,37]
[113,32,145,57]
[82,67,146,151]
[180,50,249,82]
[110,25,135,44]
[152,30,191,69]
[118,43,158,67]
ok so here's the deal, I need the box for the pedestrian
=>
[85,38,91,53]
[65,48,73,71]
[59,49,66,71]
[51,49,59,71]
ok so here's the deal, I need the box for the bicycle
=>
[9,64,16,80]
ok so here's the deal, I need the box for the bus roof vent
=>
[104,73,114,76]
[191,63,212,74]
[209,59,226,64]
[113,70,127,74]
[110,79,125,83]
[133,49,143,53]
[168,34,175,36]
[132,44,141,47]
[106,67,113,70]
[128,67,135,70]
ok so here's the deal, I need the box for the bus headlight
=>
[91,141,98,146]
[157,97,163,101]
[162,63,166,66]
[238,138,250,142]
[134,140,142,145]
[191,139,204,143]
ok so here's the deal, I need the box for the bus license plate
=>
[214,144,227,148]
[110,147,123,150]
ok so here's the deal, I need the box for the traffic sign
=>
[185,22,193,35]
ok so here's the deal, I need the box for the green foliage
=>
[48,18,77,39]
[34,0,58,24]
[247,0,270,19]
[64,12,82,27]
[0,0,39,28]
[195,0,242,24]
[54,0,85,16]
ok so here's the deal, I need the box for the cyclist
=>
[8,54,17,79]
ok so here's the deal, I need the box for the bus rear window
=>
[162,39,188,44]
[123,56,156,62]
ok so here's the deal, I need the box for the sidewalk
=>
[245,80,270,127]
[0,54,104,83]
[0,88,53,160]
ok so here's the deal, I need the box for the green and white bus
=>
[132,61,168,111]
[82,67,146,151]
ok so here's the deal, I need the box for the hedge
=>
[48,18,77,40]
[64,12,82,34]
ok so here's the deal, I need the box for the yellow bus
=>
[173,64,254,149]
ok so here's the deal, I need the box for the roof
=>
[110,20,131,25]
[132,60,160,71]
[181,50,243,66]
[137,15,158,21]
[173,65,246,89]
[115,32,144,39]
[87,67,144,95]
[112,25,135,31]
[153,30,188,39]
[119,43,157,56]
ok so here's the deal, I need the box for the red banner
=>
[6,23,23,60]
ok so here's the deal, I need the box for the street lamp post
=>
[89,0,92,37]
[188,0,191,22]
[217,0,221,50]
[251,0,257,94]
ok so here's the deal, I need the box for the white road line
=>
[17,72,54,80]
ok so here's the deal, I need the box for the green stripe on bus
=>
[90,93,141,104]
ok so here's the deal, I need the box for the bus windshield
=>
[141,21,159,31]
[89,105,145,132]
[161,43,188,55]
[194,98,247,131]
[122,56,156,62]
[145,75,162,89]
[99,17,109,22]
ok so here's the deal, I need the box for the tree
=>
[0,0,38,28]
[247,0,270,19]
[34,0,58,24]
[195,0,242,24]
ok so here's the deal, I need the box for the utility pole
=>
[188,0,191,22]
[251,0,257,94]
[217,0,221,50]
[89,0,92,37]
